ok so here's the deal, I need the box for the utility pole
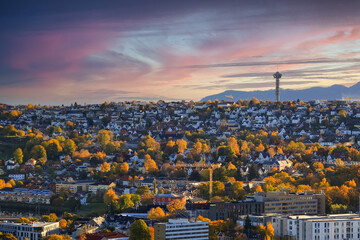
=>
[209,167,213,200]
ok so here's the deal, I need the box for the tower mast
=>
[273,71,282,102]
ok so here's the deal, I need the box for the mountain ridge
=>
[201,82,360,102]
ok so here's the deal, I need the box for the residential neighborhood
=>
[0,99,360,239]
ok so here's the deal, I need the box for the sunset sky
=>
[1,0,360,105]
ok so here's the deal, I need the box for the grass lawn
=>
[77,202,108,216]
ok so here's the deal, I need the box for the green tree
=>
[63,139,77,155]
[96,130,113,149]
[129,219,152,240]
[14,148,23,164]
[30,145,47,160]
[118,194,135,211]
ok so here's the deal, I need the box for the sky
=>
[1,0,360,105]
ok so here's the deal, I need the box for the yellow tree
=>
[268,147,276,157]
[120,162,129,175]
[166,140,175,148]
[166,199,186,213]
[100,162,111,172]
[227,136,240,155]
[104,188,119,206]
[148,207,166,219]
[144,154,158,172]
[254,185,263,193]
[255,143,265,153]
[176,139,187,153]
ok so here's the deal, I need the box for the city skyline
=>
[1,0,360,105]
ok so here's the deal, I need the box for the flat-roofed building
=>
[271,214,360,240]
[255,189,325,215]
[209,199,264,222]
[55,180,96,193]
[0,222,59,240]
[0,188,53,205]
[154,218,209,240]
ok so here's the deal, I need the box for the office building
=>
[209,199,264,222]
[255,189,326,215]
[154,218,209,240]
[0,222,60,240]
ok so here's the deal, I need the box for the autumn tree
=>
[59,219,67,230]
[231,181,246,200]
[100,162,111,172]
[148,207,166,219]
[227,136,240,155]
[120,162,129,175]
[30,145,47,160]
[104,188,119,206]
[96,129,113,150]
[144,154,158,173]
[63,139,77,155]
[176,139,187,153]
[14,148,23,164]
[166,199,186,214]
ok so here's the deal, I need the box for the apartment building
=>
[0,188,53,205]
[271,214,360,240]
[55,180,96,193]
[255,189,326,215]
[88,182,116,193]
[0,222,60,240]
[154,218,209,240]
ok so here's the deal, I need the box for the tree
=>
[231,181,246,200]
[148,207,166,219]
[176,139,187,153]
[166,199,186,213]
[100,162,111,172]
[136,186,151,196]
[104,188,119,206]
[59,219,67,230]
[120,162,129,175]
[41,234,72,240]
[247,164,259,180]
[129,219,152,240]
[30,145,47,160]
[0,232,18,240]
[14,148,23,164]
[63,139,77,155]
[118,194,135,211]
[144,154,158,173]
[312,162,324,172]
[96,130,113,149]
[227,136,240,155]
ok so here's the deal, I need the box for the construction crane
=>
[225,95,233,102]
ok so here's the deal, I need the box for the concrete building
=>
[271,214,360,240]
[0,222,60,240]
[255,189,326,215]
[154,218,209,240]
[209,199,264,222]
[0,188,53,205]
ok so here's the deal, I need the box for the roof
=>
[84,232,128,240]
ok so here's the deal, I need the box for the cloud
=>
[191,80,319,90]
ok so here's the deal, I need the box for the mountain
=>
[201,82,360,102]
